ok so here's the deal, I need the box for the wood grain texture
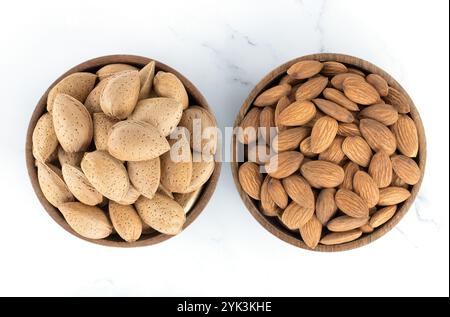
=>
[26,54,221,248]
[231,53,426,252]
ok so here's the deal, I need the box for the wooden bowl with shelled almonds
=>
[26,55,220,247]
[231,53,426,252]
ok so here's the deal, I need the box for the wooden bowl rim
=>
[26,54,221,248]
[231,53,427,252]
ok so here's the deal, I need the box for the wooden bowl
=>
[231,53,426,252]
[26,54,221,247]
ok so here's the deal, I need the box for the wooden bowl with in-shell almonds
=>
[26,55,221,247]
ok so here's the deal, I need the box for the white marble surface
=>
[0,0,448,296]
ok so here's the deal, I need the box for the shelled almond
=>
[32,61,216,242]
[237,59,422,249]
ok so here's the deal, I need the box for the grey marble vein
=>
[226,24,256,46]
[395,227,419,248]
[168,26,184,40]
[414,193,438,227]
[315,0,328,53]
[201,42,253,87]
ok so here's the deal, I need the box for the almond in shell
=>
[47,72,96,112]
[160,137,193,193]
[174,186,203,213]
[153,71,189,109]
[117,184,141,205]
[62,164,103,206]
[135,193,186,235]
[59,202,112,239]
[93,113,119,151]
[84,77,111,114]
[52,93,93,153]
[128,158,160,199]
[158,182,174,199]
[129,97,183,137]
[100,70,140,119]
[81,150,129,202]
[138,61,156,100]
[109,201,142,242]
[107,120,170,161]
[57,147,83,167]
[37,162,74,207]
[141,218,156,235]
[32,112,59,162]
[178,159,215,194]
[46,147,58,164]
[178,106,217,155]
[96,64,138,81]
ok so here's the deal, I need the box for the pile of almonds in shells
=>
[32,61,216,242]
[237,59,421,249]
